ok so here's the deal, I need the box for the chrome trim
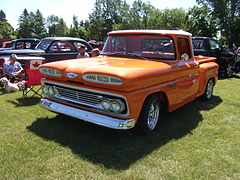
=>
[40,99,136,129]
[39,67,61,76]
[66,73,78,78]
[83,74,122,85]
[42,79,125,99]
[41,79,130,117]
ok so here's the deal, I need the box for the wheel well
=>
[210,77,216,85]
[145,91,168,112]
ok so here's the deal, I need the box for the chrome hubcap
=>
[226,64,233,76]
[147,100,160,130]
[206,80,214,99]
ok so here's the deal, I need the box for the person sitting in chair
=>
[3,54,23,83]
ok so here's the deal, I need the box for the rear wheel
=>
[136,95,161,134]
[202,79,214,101]
[225,61,234,77]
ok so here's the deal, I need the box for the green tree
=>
[57,18,69,36]
[197,0,240,47]
[148,8,188,30]
[0,10,7,21]
[17,9,32,38]
[46,15,68,37]
[68,15,88,39]
[0,21,15,38]
[128,0,154,29]
[187,5,218,37]
[89,0,129,41]
[31,9,46,38]
[17,9,46,38]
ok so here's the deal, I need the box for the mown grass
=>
[0,75,239,179]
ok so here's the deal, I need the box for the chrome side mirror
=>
[181,53,189,61]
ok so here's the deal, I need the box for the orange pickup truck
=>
[39,30,218,133]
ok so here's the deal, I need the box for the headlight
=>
[39,67,61,77]
[101,99,125,113]
[110,100,125,113]
[110,101,122,112]
[48,87,54,96]
[42,85,58,97]
[43,86,49,94]
[102,99,111,110]
[83,74,122,85]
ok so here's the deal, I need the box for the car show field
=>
[1,0,240,178]
[0,75,239,179]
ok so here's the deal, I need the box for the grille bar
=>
[55,86,103,106]
[43,81,129,116]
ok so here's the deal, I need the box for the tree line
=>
[0,0,240,48]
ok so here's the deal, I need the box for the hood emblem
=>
[66,73,78,78]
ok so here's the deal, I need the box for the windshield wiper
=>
[101,52,148,60]
[124,52,148,60]
[101,52,124,56]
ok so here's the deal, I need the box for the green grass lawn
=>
[0,75,240,179]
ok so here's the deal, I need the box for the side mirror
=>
[181,53,189,61]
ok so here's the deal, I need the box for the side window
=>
[49,42,75,52]
[113,37,126,52]
[209,40,220,50]
[74,42,90,51]
[25,42,31,49]
[192,39,204,50]
[178,38,192,60]
[16,42,24,49]
[141,37,175,60]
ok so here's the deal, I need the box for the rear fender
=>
[198,62,218,95]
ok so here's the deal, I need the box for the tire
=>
[202,79,214,101]
[136,95,161,134]
[225,61,234,77]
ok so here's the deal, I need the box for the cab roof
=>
[108,30,192,36]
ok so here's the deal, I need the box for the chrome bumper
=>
[40,99,136,129]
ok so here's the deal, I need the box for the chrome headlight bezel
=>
[83,74,122,85]
[42,85,59,97]
[100,98,125,113]
[39,67,62,77]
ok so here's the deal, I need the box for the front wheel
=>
[135,95,161,134]
[202,79,214,101]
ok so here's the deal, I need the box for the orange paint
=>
[39,30,218,127]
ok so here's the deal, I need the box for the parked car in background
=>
[0,39,14,48]
[192,37,236,77]
[0,37,93,62]
[0,38,40,51]
[88,40,104,51]
[1,41,12,48]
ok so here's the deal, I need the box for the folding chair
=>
[0,58,5,78]
[21,59,45,98]
[22,69,43,98]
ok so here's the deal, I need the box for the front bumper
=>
[40,99,136,129]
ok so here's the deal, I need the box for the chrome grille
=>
[43,82,128,115]
[54,86,103,106]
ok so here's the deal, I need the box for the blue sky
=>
[1,0,197,29]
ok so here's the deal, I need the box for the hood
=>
[41,56,171,91]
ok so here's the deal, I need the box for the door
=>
[176,37,199,103]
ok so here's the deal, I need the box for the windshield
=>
[35,39,51,50]
[102,35,175,60]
